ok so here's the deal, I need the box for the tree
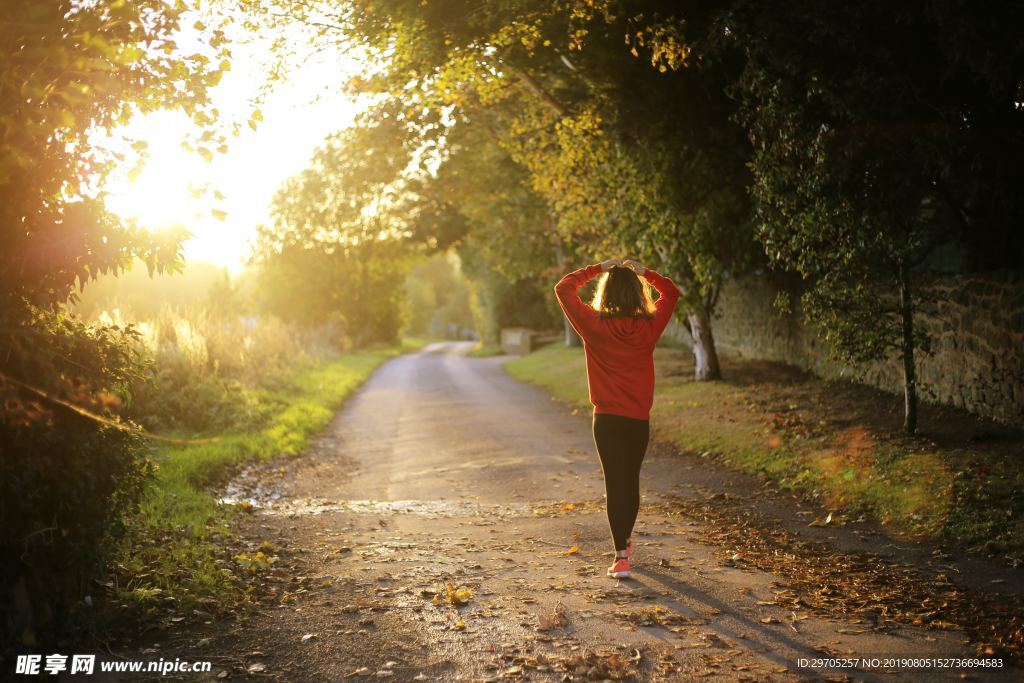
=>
[250,118,416,346]
[0,0,228,648]
[403,252,474,339]
[412,111,568,345]
[319,0,760,379]
[726,0,1024,432]
[1,0,230,416]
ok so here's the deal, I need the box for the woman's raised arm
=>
[554,260,617,339]
[641,268,682,338]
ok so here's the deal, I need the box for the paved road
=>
[152,342,1016,682]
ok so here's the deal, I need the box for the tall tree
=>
[0,0,229,647]
[724,0,1024,433]
[414,111,568,345]
[251,115,416,346]
[313,0,759,378]
[1,0,229,413]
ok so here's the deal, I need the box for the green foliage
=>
[718,0,1024,427]
[498,6,758,316]
[0,302,157,652]
[459,243,560,345]
[2,298,152,415]
[403,252,475,338]
[252,123,417,347]
[1,0,229,310]
[419,111,559,280]
[0,0,232,437]
[0,420,153,654]
[732,0,1024,288]
[254,241,411,348]
[1,1,229,648]
[277,0,760,376]
[412,111,565,340]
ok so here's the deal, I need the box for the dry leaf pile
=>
[656,493,1024,660]
[550,648,641,681]
[530,499,605,517]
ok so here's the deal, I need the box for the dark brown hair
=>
[590,265,656,319]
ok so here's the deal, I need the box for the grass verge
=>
[467,342,505,357]
[107,338,434,628]
[504,343,1024,566]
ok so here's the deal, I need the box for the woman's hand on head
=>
[600,258,622,272]
[622,259,646,275]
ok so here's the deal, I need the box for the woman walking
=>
[554,258,681,578]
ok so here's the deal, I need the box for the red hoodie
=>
[554,263,681,421]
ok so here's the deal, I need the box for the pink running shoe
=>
[607,557,631,579]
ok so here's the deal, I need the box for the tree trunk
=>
[687,310,721,381]
[899,264,918,434]
[564,317,581,347]
[553,240,581,347]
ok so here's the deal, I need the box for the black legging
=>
[592,413,650,552]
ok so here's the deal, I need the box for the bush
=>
[0,300,158,653]
[0,418,152,654]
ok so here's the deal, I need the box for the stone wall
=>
[664,270,1024,427]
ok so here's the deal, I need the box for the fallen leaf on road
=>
[808,511,834,527]
[430,582,473,606]
[537,605,569,631]
[563,545,579,555]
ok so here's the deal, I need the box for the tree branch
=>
[502,62,569,118]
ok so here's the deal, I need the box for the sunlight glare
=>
[99,18,368,273]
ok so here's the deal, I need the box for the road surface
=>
[148,342,1018,682]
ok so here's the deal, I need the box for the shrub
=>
[0,417,152,654]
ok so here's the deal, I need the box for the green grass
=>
[467,341,505,357]
[505,343,1024,565]
[140,349,397,532]
[398,336,439,353]
[111,339,434,623]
